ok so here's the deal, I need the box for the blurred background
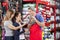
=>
[23,0,60,40]
[0,0,60,40]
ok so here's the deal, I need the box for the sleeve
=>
[8,21,12,25]
[4,21,12,27]
[36,13,44,22]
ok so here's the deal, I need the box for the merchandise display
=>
[56,0,60,39]
[56,5,60,40]
[23,0,55,40]
[23,0,58,40]
[0,0,60,40]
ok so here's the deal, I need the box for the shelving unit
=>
[56,0,60,39]
[36,0,56,40]
[23,0,56,40]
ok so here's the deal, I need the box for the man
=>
[28,7,45,40]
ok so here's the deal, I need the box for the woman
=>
[12,12,26,40]
[4,9,24,40]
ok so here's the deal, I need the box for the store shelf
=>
[56,27,60,32]
[23,0,56,40]
[56,14,60,16]
[56,20,60,23]
[50,20,60,24]
[50,21,55,24]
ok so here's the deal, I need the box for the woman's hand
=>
[20,23,27,28]
[22,23,27,26]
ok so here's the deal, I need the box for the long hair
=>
[4,9,14,21]
[12,12,19,23]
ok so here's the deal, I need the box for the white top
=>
[4,20,13,36]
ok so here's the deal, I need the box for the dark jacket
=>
[12,22,25,40]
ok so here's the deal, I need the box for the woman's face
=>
[6,10,11,18]
[6,10,14,19]
[16,13,21,21]
[11,14,14,19]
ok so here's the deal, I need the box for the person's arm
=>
[27,24,31,29]
[8,24,22,30]
[33,17,45,27]
[8,22,27,30]
[32,15,45,27]
[27,18,33,29]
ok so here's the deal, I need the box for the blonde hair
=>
[4,9,14,21]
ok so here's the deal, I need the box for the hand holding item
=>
[18,23,23,28]
[32,16,36,21]
[28,16,36,26]
[22,23,27,26]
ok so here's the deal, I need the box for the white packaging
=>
[56,32,60,39]
[48,39,54,40]
[50,1,55,5]
[44,29,49,32]
[59,23,60,27]
[51,16,54,21]
[50,24,54,28]
[56,16,60,20]
[46,10,51,15]
[23,8,28,11]
[50,8,53,13]
[56,9,60,14]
